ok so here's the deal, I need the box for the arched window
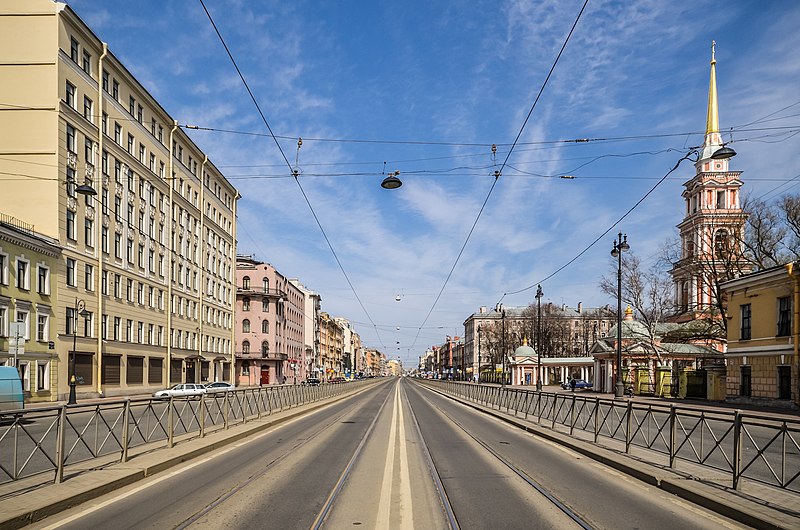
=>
[242,340,250,354]
[680,281,689,312]
[242,319,250,333]
[242,276,250,290]
[262,341,269,355]
[263,277,269,292]
[242,360,250,375]
[262,298,269,312]
[242,297,250,311]
[262,320,269,334]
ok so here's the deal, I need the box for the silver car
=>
[153,383,207,398]
[204,381,235,393]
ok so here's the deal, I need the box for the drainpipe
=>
[788,262,800,406]
[96,42,108,396]
[198,156,207,376]
[231,192,239,382]
[167,120,178,385]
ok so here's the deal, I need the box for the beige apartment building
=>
[0,1,238,398]
[289,278,322,380]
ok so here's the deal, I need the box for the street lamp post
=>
[535,285,544,391]
[501,309,507,388]
[611,232,630,398]
[69,298,90,405]
[477,324,482,383]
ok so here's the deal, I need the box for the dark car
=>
[302,378,321,386]
[329,376,346,384]
[562,379,593,390]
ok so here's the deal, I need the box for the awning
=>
[184,353,206,361]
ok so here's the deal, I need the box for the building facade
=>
[235,256,305,385]
[0,216,61,402]
[319,312,343,379]
[0,1,238,398]
[720,263,799,407]
[289,279,321,381]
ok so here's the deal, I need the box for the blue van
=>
[0,366,24,412]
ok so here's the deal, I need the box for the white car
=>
[153,383,207,398]
[204,381,235,393]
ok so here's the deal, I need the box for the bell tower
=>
[671,42,749,319]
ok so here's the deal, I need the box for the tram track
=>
[406,380,596,530]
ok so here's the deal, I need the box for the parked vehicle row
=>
[153,381,234,397]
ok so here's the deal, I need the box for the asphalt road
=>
[28,378,748,529]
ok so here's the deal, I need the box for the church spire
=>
[706,41,719,135]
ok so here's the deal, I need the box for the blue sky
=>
[70,0,800,365]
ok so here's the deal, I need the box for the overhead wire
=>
[409,0,590,350]
[197,0,386,351]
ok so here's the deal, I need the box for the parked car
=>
[204,381,235,393]
[302,378,321,386]
[329,376,346,384]
[153,383,207,398]
[561,379,593,390]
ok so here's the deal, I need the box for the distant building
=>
[235,256,304,385]
[0,215,61,402]
[289,279,321,381]
[0,1,238,398]
[720,262,799,407]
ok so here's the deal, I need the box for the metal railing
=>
[0,381,371,485]
[422,380,800,492]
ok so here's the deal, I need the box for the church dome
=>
[513,337,536,357]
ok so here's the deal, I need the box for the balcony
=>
[235,351,289,361]
[236,287,287,298]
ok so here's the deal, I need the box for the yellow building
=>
[721,262,799,406]
[0,216,61,402]
[0,1,238,398]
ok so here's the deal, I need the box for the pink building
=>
[235,256,305,385]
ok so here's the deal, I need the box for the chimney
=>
[479,306,487,314]
[577,302,583,314]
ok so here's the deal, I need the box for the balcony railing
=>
[236,287,287,298]
[235,351,288,361]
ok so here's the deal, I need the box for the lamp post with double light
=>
[535,285,544,391]
[611,232,630,398]
[501,309,507,388]
[68,298,90,405]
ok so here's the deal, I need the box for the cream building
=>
[289,279,322,380]
[0,1,238,398]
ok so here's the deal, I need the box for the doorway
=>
[260,365,270,385]
[186,361,195,383]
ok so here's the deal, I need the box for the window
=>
[16,310,30,339]
[18,362,30,392]
[0,252,7,285]
[66,210,76,240]
[16,258,30,290]
[0,306,6,337]
[262,298,269,312]
[778,297,791,337]
[263,278,269,292]
[81,50,91,74]
[64,257,75,287]
[114,122,121,144]
[101,314,107,340]
[129,96,136,116]
[127,134,134,154]
[138,244,144,268]
[158,125,163,143]
[242,319,250,333]
[114,232,121,259]
[114,274,121,298]
[101,270,108,294]
[126,238,133,264]
[137,104,143,123]
[112,80,119,100]
[740,304,751,340]
[127,278,133,302]
[36,313,49,342]
[242,276,250,290]
[70,37,79,63]
[102,70,109,92]
[714,230,730,260]
[137,282,144,305]
[66,81,76,108]
[83,96,93,122]
[66,123,76,153]
[261,341,270,355]
[242,341,250,355]
[126,319,133,342]
[243,297,250,311]
[262,320,269,334]
[84,263,94,291]
[37,265,49,294]
[83,311,92,337]
[36,361,50,391]
[740,365,752,397]
[113,317,120,340]
[84,218,94,247]
[139,144,146,164]
[102,226,109,253]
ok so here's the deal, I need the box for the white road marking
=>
[377,384,399,527]
[397,387,414,529]
[37,407,327,529]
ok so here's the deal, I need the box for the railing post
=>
[224,391,230,429]
[55,405,67,484]
[199,394,206,438]
[570,394,576,435]
[625,400,633,453]
[733,409,742,489]
[242,390,248,424]
[168,396,175,448]
[121,399,131,462]
[551,394,557,428]
[668,405,676,468]
[593,397,600,443]
[537,391,543,422]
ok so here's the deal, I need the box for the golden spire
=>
[705,40,719,135]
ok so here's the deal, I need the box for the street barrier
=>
[421,380,800,493]
[0,380,372,485]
